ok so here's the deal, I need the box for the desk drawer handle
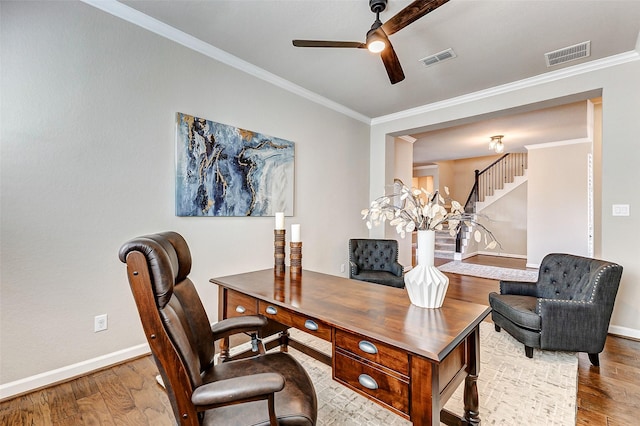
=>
[235,305,246,314]
[304,320,318,331]
[358,340,378,355]
[358,374,378,390]
[265,306,278,315]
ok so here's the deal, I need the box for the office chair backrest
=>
[119,231,213,425]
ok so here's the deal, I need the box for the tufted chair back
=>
[536,253,622,304]
[348,239,405,288]
[349,239,400,271]
[119,231,214,424]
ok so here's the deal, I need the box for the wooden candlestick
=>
[290,241,302,275]
[274,230,286,273]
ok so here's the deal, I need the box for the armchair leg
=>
[494,324,501,332]
[525,345,533,358]
[588,353,600,367]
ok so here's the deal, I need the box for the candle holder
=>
[290,241,302,275]
[274,230,286,273]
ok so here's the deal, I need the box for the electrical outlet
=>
[94,314,108,332]
[340,263,346,273]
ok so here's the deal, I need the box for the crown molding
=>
[81,0,371,124]
[413,164,438,170]
[398,135,417,143]
[525,137,591,150]
[371,49,640,126]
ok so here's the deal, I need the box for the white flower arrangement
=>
[361,179,499,249]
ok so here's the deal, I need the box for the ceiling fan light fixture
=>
[366,28,386,53]
[367,39,386,53]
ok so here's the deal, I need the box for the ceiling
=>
[410,99,593,163]
[106,1,640,162]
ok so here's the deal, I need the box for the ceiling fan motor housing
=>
[369,0,387,14]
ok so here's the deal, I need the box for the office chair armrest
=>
[211,315,268,341]
[500,280,538,296]
[192,372,285,408]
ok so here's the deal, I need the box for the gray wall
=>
[1,1,370,388]
[527,141,592,264]
[478,182,528,258]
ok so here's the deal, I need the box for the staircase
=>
[475,170,528,213]
[455,152,528,258]
[435,230,456,259]
[465,152,528,210]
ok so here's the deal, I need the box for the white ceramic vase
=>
[404,230,450,308]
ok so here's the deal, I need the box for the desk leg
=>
[279,330,290,352]
[463,327,481,425]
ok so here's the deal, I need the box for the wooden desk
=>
[211,269,490,426]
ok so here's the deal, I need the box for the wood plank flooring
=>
[1,255,638,425]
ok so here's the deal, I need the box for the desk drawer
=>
[258,301,331,341]
[334,349,409,415]
[226,290,258,318]
[335,329,409,376]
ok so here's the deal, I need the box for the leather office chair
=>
[119,232,317,425]
[348,239,405,288]
[489,253,623,366]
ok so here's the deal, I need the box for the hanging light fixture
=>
[489,135,505,153]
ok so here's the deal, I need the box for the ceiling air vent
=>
[545,41,591,67]
[419,48,457,68]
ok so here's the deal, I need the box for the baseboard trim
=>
[475,251,528,260]
[0,343,150,402]
[609,325,640,341]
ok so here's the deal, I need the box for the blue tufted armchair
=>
[348,239,405,288]
[489,253,623,366]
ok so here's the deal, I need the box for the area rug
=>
[223,323,577,425]
[438,261,539,282]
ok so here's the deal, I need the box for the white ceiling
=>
[102,0,640,162]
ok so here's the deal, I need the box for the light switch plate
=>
[612,204,630,216]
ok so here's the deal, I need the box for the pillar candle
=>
[291,224,301,242]
[275,212,285,230]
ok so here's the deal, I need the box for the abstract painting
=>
[175,113,294,216]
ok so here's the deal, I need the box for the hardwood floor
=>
[2,255,638,425]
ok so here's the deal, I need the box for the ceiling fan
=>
[292,0,450,85]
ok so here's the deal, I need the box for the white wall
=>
[478,183,528,258]
[527,141,591,265]
[0,1,370,390]
[393,138,414,266]
[370,54,640,339]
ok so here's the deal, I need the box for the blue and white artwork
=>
[175,113,294,217]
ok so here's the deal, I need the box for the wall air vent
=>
[419,48,457,67]
[545,41,591,67]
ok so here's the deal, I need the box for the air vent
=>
[545,41,591,67]
[419,48,457,68]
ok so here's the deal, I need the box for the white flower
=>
[360,179,500,250]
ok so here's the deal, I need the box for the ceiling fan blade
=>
[293,40,366,48]
[380,42,405,84]
[381,0,450,36]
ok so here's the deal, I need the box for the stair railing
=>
[456,152,528,253]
